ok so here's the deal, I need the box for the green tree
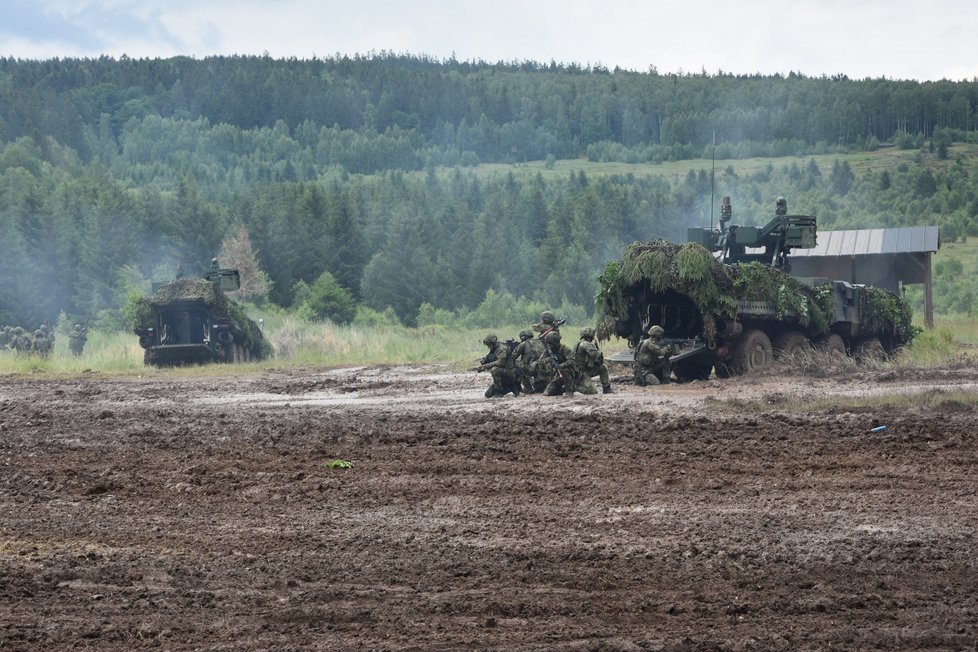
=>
[304,270,356,324]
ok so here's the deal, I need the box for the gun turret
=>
[688,196,817,270]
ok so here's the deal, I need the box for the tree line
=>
[2,55,978,329]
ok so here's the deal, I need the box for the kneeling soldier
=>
[575,327,613,394]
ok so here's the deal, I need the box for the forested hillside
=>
[2,54,978,328]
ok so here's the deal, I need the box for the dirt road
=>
[2,364,978,650]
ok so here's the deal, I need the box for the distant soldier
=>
[0,325,11,349]
[574,327,613,394]
[542,331,577,396]
[9,327,32,354]
[32,328,52,358]
[512,329,545,394]
[476,333,520,398]
[775,196,787,216]
[634,325,677,386]
[532,310,564,338]
[40,323,54,349]
[68,323,88,357]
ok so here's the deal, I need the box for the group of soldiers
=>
[476,312,680,399]
[0,323,88,357]
[476,311,614,398]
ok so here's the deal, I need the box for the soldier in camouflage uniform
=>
[477,333,520,398]
[634,325,677,386]
[542,331,577,396]
[9,327,32,355]
[532,310,562,338]
[32,328,52,357]
[574,327,613,394]
[512,329,545,394]
[68,323,88,357]
[0,325,11,350]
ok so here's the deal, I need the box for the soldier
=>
[512,328,545,394]
[634,325,676,386]
[476,333,520,398]
[532,310,563,338]
[0,325,11,349]
[542,331,577,396]
[574,327,613,394]
[9,327,31,354]
[68,323,88,357]
[32,328,52,358]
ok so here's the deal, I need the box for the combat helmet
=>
[647,325,665,338]
[540,310,557,325]
[544,331,561,347]
[483,333,499,347]
[580,326,596,340]
[519,329,533,341]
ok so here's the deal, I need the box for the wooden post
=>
[924,252,934,329]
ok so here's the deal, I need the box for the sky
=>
[2,0,977,82]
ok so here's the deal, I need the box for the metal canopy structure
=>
[788,226,940,327]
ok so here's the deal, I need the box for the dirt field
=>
[2,361,978,651]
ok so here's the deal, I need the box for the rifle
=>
[548,345,564,381]
[473,350,496,374]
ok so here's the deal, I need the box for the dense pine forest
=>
[2,53,978,329]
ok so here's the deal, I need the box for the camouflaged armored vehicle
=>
[132,261,272,366]
[597,197,918,380]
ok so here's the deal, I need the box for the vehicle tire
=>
[815,333,847,358]
[773,330,812,361]
[673,359,713,382]
[730,329,773,375]
[854,336,886,363]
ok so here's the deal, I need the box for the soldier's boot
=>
[485,386,501,398]
[602,384,614,394]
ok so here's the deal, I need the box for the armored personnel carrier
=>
[132,260,272,366]
[596,197,918,380]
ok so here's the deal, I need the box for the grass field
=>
[459,143,978,182]
[0,314,971,379]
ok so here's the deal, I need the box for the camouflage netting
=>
[860,285,920,345]
[596,240,835,342]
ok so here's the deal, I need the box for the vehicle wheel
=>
[730,329,773,375]
[854,336,886,363]
[815,333,847,358]
[773,331,812,361]
[673,359,713,382]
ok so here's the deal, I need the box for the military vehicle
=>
[596,197,918,380]
[133,260,272,366]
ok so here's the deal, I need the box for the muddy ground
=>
[2,362,978,651]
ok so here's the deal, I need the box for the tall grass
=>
[1,313,971,379]
[0,318,581,377]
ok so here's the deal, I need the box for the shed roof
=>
[789,226,940,258]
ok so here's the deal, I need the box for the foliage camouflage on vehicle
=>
[596,239,917,345]
[131,278,273,362]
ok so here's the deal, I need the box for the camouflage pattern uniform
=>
[635,326,676,386]
[532,310,561,338]
[574,327,613,394]
[512,329,545,394]
[32,329,52,357]
[542,331,577,396]
[10,327,32,354]
[68,323,88,357]
[0,326,11,349]
[478,333,520,398]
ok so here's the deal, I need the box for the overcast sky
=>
[2,0,976,82]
